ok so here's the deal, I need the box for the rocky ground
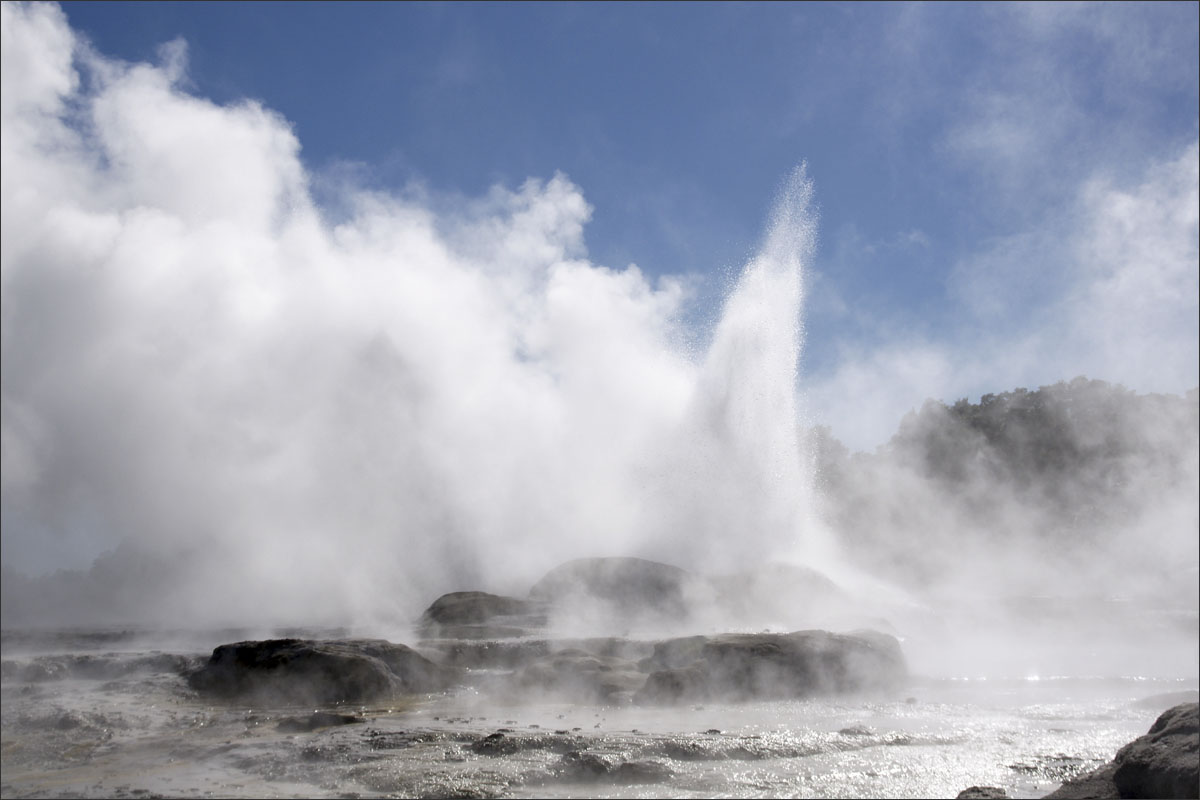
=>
[186,557,909,710]
[3,557,1196,799]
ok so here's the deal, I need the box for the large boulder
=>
[1112,702,1198,799]
[1044,702,1199,799]
[633,629,906,704]
[187,638,457,705]
[417,591,547,639]
[1042,764,1119,799]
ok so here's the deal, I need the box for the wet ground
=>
[1,631,1195,799]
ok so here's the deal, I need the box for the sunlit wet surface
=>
[2,630,1196,799]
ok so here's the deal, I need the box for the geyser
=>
[1,3,832,630]
[652,167,827,572]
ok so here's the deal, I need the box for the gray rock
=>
[417,591,548,640]
[615,759,675,784]
[555,751,674,784]
[957,788,1009,799]
[468,730,581,756]
[1112,702,1198,799]
[634,629,906,704]
[839,724,874,737]
[187,638,457,705]
[1043,763,1119,799]
[559,749,619,778]
[1044,703,1198,799]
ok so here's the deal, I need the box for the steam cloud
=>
[1,3,822,628]
[2,0,1196,672]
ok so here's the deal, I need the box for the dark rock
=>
[529,557,701,622]
[957,788,1009,799]
[839,724,874,737]
[1043,763,1119,799]
[1045,703,1199,799]
[468,731,582,756]
[417,592,547,639]
[469,732,510,756]
[633,629,906,704]
[420,592,536,625]
[187,638,457,705]
[555,751,674,784]
[1112,702,1198,799]
[615,759,674,783]
[54,713,83,730]
[559,749,618,778]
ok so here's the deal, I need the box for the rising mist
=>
[2,3,829,631]
[2,2,1196,686]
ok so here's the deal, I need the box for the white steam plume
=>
[1,3,820,628]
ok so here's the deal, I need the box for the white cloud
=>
[1057,143,1200,388]
[808,139,1199,452]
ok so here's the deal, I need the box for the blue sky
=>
[1,2,1198,582]
[56,2,1197,400]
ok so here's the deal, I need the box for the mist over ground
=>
[2,2,1197,680]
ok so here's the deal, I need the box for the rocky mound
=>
[632,629,907,704]
[401,556,908,706]
[187,628,905,708]
[1044,702,1198,799]
[417,591,548,639]
[416,557,863,641]
[1111,702,1198,798]
[187,638,458,705]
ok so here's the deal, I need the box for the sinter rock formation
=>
[416,591,548,640]
[187,638,457,705]
[957,789,1009,799]
[633,629,906,704]
[1043,702,1199,799]
[419,556,871,640]
[188,557,908,707]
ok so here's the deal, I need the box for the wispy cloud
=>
[807,138,1199,452]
